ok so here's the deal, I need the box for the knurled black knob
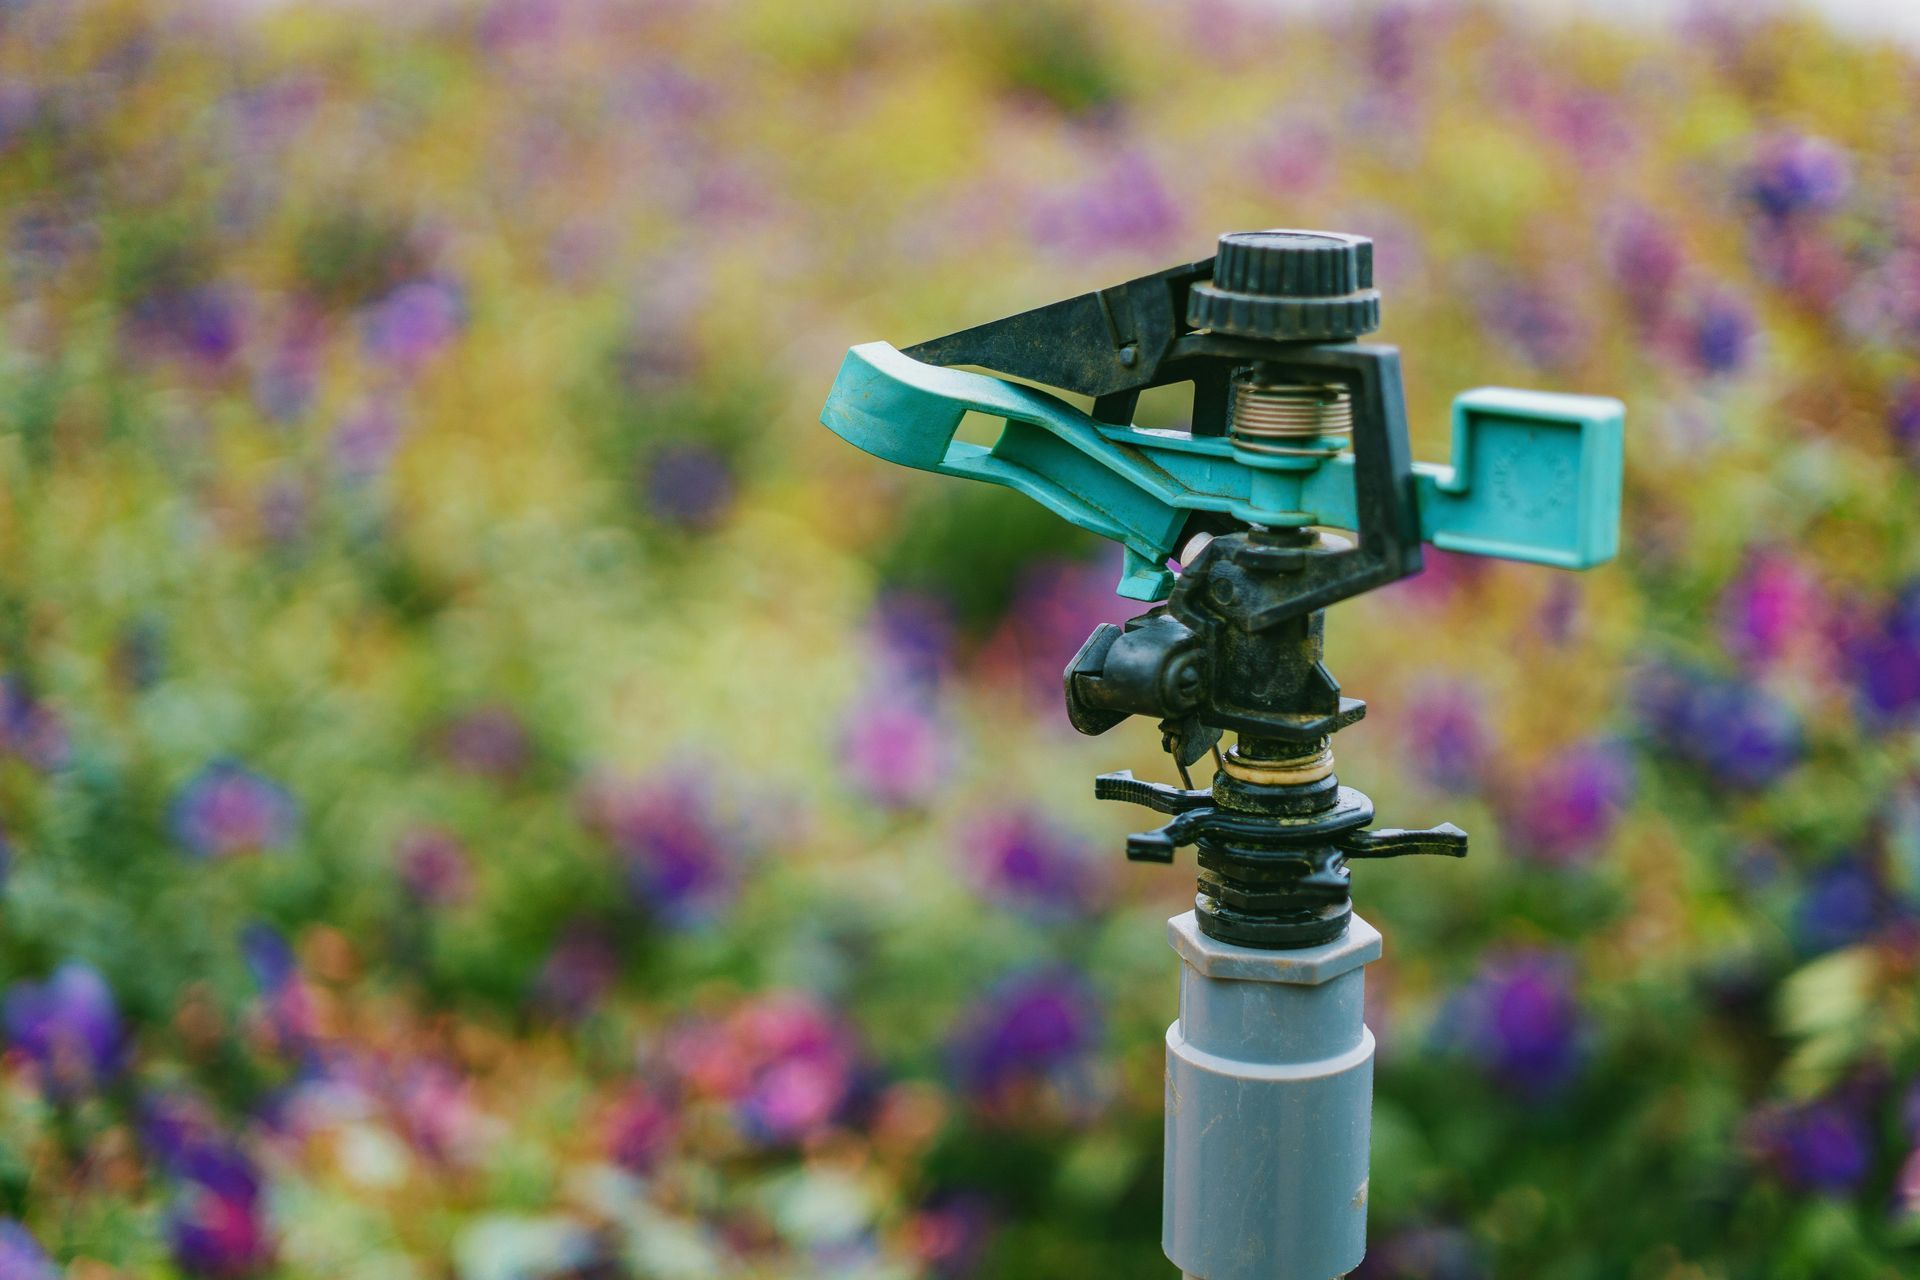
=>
[1186,229,1381,341]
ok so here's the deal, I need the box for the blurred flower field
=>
[0,0,1918,1276]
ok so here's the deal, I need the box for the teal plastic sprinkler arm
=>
[822,341,1624,600]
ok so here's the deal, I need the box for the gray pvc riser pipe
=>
[1162,910,1381,1280]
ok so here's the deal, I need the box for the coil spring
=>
[1228,373,1353,457]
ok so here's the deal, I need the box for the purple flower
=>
[1634,665,1804,789]
[0,678,68,772]
[126,286,249,370]
[1498,743,1629,866]
[0,1219,56,1280]
[1838,583,1920,725]
[867,591,956,693]
[1352,1225,1484,1280]
[1748,1098,1871,1193]
[535,928,619,1021]
[1718,551,1824,669]
[1839,250,1920,345]
[1030,152,1181,257]
[642,442,734,532]
[1399,681,1489,792]
[169,761,298,858]
[1473,270,1588,371]
[1891,382,1920,465]
[1609,209,1685,327]
[438,706,531,780]
[1365,4,1424,89]
[978,552,1135,706]
[3,962,125,1094]
[165,1139,272,1277]
[360,278,462,367]
[394,826,474,906]
[1436,948,1584,1096]
[239,924,297,994]
[1684,291,1757,377]
[145,1105,276,1274]
[962,811,1102,919]
[141,1093,226,1172]
[948,969,1101,1110]
[839,697,948,811]
[580,773,743,925]
[239,925,317,1057]
[256,474,309,547]
[329,405,404,480]
[1795,859,1893,954]
[1742,132,1851,223]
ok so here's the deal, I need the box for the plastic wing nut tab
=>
[821,342,1625,601]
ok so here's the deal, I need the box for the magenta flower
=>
[0,1220,55,1280]
[663,992,859,1147]
[839,696,948,811]
[169,761,298,859]
[535,929,619,1021]
[1386,547,1491,609]
[437,705,532,780]
[4,962,125,1095]
[1897,1146,1920,1222]
[906,1193,996,1279]
[1497,743,1630,866]
[604,1084,677,1175]
[393,1063,486,1166]
[1436,948,1584,1097]
[962,810,1102,919]
[1718,551,1825,669]
[1609,208,1685,329]
[394,826,475,907]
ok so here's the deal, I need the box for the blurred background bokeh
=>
[0,1,1917,1276]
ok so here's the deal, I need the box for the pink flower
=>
[840,698,948,810]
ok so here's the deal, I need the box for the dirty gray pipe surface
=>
[1162,910,1381,1280]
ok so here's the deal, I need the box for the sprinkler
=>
[822,230,1623,1280]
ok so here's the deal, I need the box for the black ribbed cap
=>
[1187,229,1381,341]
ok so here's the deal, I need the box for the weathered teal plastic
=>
[822,341,1624,600]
